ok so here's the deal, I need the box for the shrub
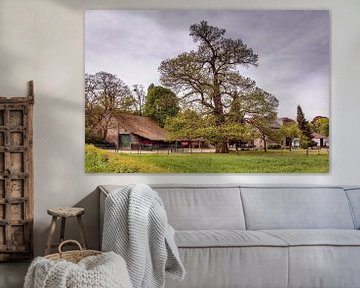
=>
[268,144,282,150]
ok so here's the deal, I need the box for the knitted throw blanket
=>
[102,184,185,288]
[24,251,132,288]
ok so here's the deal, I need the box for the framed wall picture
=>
[85,10,329,173]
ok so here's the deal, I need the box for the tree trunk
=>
[215,142,229,153]
[289,139,292,151]
[102,128,108,140]
[213,72,229,153]
[263,136,267,152]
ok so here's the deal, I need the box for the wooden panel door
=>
[119,134,131,149]
[0,82,34,261]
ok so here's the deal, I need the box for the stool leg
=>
[45,216,57,255]
[77,215,87,249]
[60,217,66,243]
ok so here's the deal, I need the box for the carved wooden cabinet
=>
[0,81,34,261]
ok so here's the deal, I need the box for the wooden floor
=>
[0,261,30,288]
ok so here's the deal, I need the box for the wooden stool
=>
[45,207,87,255]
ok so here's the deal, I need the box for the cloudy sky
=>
[85,10,329,120]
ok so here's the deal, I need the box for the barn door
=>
[0,82,34,261]
[119,134,131,149]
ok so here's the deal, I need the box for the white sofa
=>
[99,185,360,288]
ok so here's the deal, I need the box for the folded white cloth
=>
[102,184,185,288]
[24,251,132,288]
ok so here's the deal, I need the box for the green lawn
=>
[85,145,329,173]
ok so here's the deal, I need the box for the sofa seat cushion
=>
[175,230,288,248]
[262,229,360,246]
[260,230,360,288]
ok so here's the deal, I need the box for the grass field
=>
[85,144,329,173]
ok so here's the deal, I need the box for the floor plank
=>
[0,261,30,288]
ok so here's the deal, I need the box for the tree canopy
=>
[250,117,281,152]
[159,20,278,153]
[311,117,329,137]
[144,84,180,127]
[280,123,300,151]
[164,110,252,147]
[164,109,203,141]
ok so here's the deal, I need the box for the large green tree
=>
[144,84,180,127]
[85,71,135,140]
[164,109,203,141]
[164,110,252,150]
[159,21,278,153]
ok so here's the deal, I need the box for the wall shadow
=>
[37,188,100,256]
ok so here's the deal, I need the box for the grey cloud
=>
[85,10,329,120]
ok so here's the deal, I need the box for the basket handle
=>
[58,240,83,255]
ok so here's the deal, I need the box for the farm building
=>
[311,132,329,147]
[104,113,168,150]
[96,113,207,151]
[281,117,296,126]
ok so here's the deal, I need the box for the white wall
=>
[0,0,360,256]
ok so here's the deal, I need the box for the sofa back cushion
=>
[240,187,355,230]
[345,188,360,229]
[153,186,246,230]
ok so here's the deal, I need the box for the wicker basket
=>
[45,240,102,263]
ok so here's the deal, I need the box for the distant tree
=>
[85,71,135,140]
[144,84,180,127]
[132,84,145,115]
[280,123,300,151]
[250,117,280,152]
[159,21,278,153]
[311,117,329,137]
[297,105,315,150]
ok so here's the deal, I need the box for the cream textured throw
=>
[23,252,132,288]
[102,184,185,288]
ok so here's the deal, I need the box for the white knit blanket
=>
[24,251,132,288]
[102,184,185,288]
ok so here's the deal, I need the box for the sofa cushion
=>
[345,188,360,229]
[241,187,355,230]
[165,246,288,288]
[175,230,288,248]
[262,229,360,246]
[154,186,246,230]
[287,246,360,288]
[261,230,360,288]
[100,185,246,230]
